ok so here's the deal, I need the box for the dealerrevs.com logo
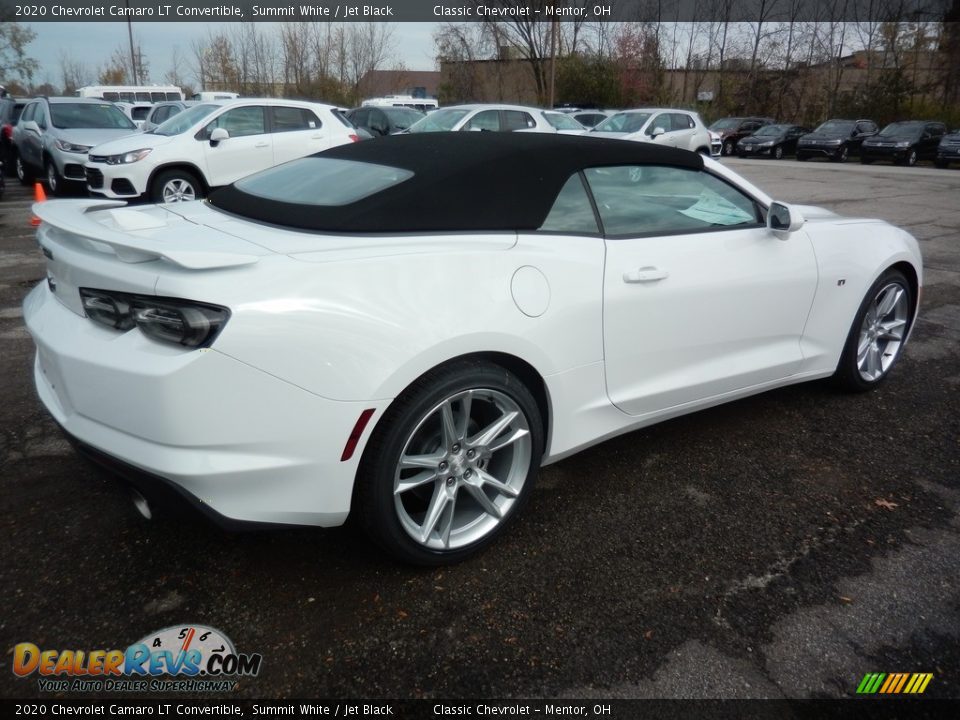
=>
[12,625,263,693]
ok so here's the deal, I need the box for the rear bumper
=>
[23,282,385,528]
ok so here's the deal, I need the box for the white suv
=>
[85,98,359,203]
[589,108,713,155]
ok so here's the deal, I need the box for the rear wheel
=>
[833,269,913,392]
[151,169,203,204]
[356,360,543,565]
[15,152,32,185]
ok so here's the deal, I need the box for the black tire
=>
[150,169,203,204]
[356,359,544,565]
[45,158,64,196]
[723,140,735,156]
[904,149,918,167]
[833,269,913,393]
[774,145,784,160]
[15,152,32,185]
[838,146,849,163]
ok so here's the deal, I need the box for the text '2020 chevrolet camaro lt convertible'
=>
[23,133,922,564]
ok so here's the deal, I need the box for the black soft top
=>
[208,132,704,233]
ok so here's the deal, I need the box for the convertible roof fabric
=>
[207,132,704,233]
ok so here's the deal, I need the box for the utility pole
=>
[548,12,558,107]
[126,0,138,84]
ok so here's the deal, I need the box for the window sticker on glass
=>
[680,192,756,226]
[309,121,316,128]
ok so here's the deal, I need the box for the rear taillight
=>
[349,134,360,143]
[1,124,12,140]
[79,288,230,348]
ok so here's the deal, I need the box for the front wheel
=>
[773,145,784,160]
[904,149,918,167]
[356,360,543,565]
[833,269,913,392]
[723,140,735,156]
[151,169,203,203]
[45,159,63,196]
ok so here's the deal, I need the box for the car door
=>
[462,110,501,132]
[199,105,272,186]
[646,113,676,146]
[588,165,818,416]
[270,106,330,164]
[922,123,945,159]
[669,113,697,150]
[17,102,41,168]
[502,110,538,132]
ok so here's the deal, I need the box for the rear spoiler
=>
[33,199,262,270]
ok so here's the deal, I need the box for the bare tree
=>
[59,51,93,94]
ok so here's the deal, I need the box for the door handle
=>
[623,266,669,283]
[310,134,323,140]
[254,142,269,148]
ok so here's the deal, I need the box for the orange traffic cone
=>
[30,182,47,227]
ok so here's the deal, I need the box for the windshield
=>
[814,120,855,135]
[152,103,218,135]
[50,103,136,130]
[593,112,651,134]
[233,157,413,206]
[407,108,469,133]
[878,121,924,138]
[755,124,788,136]
[709,118,741,130]
[382,107,425,129]
[545,113,584,130]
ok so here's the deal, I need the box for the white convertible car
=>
[23,133,922,564]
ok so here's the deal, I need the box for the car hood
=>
[742,134,783,142]
[88,132,178,155]
[800,132,847,142]
[56,128,141,148]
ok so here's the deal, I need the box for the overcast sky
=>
[24,22,440,91]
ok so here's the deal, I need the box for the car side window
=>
[20,102,35,123]
[503,110,536,131]
[272,106,320,133]
[464,110,500,132]
[539,173,600,234]
[671,113,695,131]
[204,106,267,138]
[648,114,671,135]
[584,165,762,237]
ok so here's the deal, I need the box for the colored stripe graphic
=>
[857,672,932,695]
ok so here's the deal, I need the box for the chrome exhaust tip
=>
[130,489,152,520]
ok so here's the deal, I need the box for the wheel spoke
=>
[463,482,502,519]
[400,451,445,470]
[440,401,459,448]
[419,487,451,543]
[866,344,882,378]
[878,318,906,341]
[487,427,530,453]
[876,286,902,318]
[438,492,458,547]
[857,333,872,362]
[395,470,438,496]
[476,468,520,499]
[469,410,518,449]
[458,390,474,439]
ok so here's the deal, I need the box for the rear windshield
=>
[233,157,413,206]
[50,103,136,130]
[709,118,741,130]
[755,124,789,136]
[545,113,584,130]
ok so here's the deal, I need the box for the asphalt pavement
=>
[1,158,958,701]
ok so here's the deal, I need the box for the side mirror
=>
[650,126,666,138]
[209,127,229,145]
[768,201,805,238]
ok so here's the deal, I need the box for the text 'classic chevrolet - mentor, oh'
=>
[23,133,922,564]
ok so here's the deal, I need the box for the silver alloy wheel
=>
[907,150,917,166]
[16,155,26,182]
[857,281,909,382]
[161,177,197,203]
[840,146,848,161]
[393,388,532,551]
[774,146,783,159]
[723,141,734,156]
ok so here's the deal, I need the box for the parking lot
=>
[1,158,958,700]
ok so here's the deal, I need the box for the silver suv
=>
[13,97,138,194]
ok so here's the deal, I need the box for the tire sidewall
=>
[357,361,544,565]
